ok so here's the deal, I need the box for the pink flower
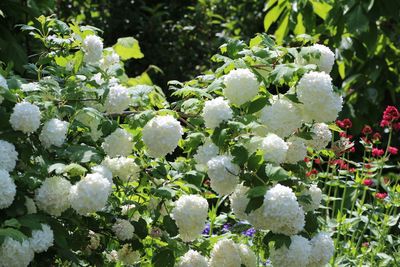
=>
[375,192,387,199]
[306,169,318,177]
[342,118,352,129]
[372,132,381,141]
[382,106,399,121]
[362,179,374,187]
[372,148,384,157]
[362,125,372,135]
[388,146,398,155]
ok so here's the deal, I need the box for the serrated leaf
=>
[152,248,175,267]
[265,164,289,181]
[113,37,144,60]
[163,215,178,237]
[231,144,249,165]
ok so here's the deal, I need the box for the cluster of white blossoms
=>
[104,84,131,114]
[29,224,54,253]
[0,170,16,209]
[207,155,240,195]
[82,35,103,63]
[102,156,140,182]
[0,140,18,171]
[0,74,8,89]
[301,184,323,212]
[308,123,332,151]
[35,176,71,216]
[193,139,219,171]
[178,250,208,267]
[112,219,135,241]
[75,110,103,141]
[100,49,120,71]
[298,44,335,73]
[202,97,233,128]
[70,173,112,215]
[0,238,34,267]
[9,102,41,134]
[297,71,343,123]
[142,115,183,158]
[102,128,133,157]
[308,232,335,267]
[171,195,208,242]
[39,118,69,148]
[209,239,257,267]
[223,68,259,105]
[117,244,140,265]
[263,184,305,235]
[285,137,307,164]
[92,165,113,183]
[87,230,101,250]
[261,134,288,164]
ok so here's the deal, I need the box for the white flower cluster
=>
[0,170,16,209]
[0,140,18,171]
[270,235,311,267]
[75,110,103,141]
[35,176,71,216]
[142,115,183,158]
[207,155,240,195]
[0,74,8,89]
[308,232,335,267]
[209,239,257,267]
[193,139,219,171]
[301,184,322,212]
[259,98,302,138]
[238,244,257,267]
[223,69,259,105]
[82,35,103,63]
[100,50,120,71]
[10,102,41,134]
[0,238,34,267]
[87,230,100,250]
[29,224,54,253]
[263,184,305,235]
[102,156,140,182]
[104,84,131,114]
[297,71,343,122]
[102,128,133,157]
[298,44,335,73]
[117,244,140,265]
[92,165,113,183]
[178,250,208,267]
[202,97,233,128]
[39,118,69,148]
[285,137,307,164]
[171,195,208,242]
[307,123,332,151]
[70,173,112,215]
[261,134,288,164]
[112,219,135,241]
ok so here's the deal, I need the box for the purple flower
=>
[222,223,231,233]
[242,227,256,237]
[202,223,210,235]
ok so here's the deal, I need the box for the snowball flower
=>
[193,140,219,171]
[260,134,288,164]
[91,165,113,183]
[39,118,69,148]
[0,140,18,172]
[171,195,208,242]
[223,68,259,105]
[9,102,41,134]
[35,176,71,216]
[307,123,332,150]
[209,239,242,267]
[117,244,140,265]
[309,232,334,267]
[0,170,16,209]
[238,244,257,267]
[70,173,112,215]
[298,44,335,73]
[202,97,233,128]
[302,184,322,212]
[270,235,311,267]
[112,219,135,241]
[29,223,54,253]
[100,50,120,71]
[285,137,307,164]
[75,110,103,141]
[142,115,183,158]
[0,238,34,267]
[207,155,240,195]
[102,128,133,157]
[178,250,208,267]
[263,184,305,235]
[0,74,8,89]
[102,156,140,182]
[104,84,131,114]
[82,35,103,63]
[259,98,302,137]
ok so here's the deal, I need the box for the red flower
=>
[388,146,398,155]
[348,147,355,153]
[362,179,374,187]
[372,132,381,141]
[362,125,372,135]
[349,168,356,173]
[375,192,387,199]
[380,119,390,127]
[372,148,384,157]
[364,163,372,169]
[304,157,310,163]
[342,118,352,129]
[306,169,318,177]
[382,106,400,121]
[314,158,321,165]
[336,120,344,128]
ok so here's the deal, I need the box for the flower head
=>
[223,69,259,106]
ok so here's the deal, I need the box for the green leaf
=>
[274,10,289,44]
[231,144,249,166]
[64,163,87,177]
[0,228,27,243]
[113,37,144,60]
[246,96,269,114]
[284,94,301,104]
[244,196,264,214]
[263,231,291,249]
[328,123,343,132]
[347,5,369,35]
[163,215,178,237]
[152,248,175,267]
[247,152,263,171]
[153,187,176,199]
[264,3,286,32]
[304,212,319,233]
[310,0,332,19]
[265,164,289,181]
[3,219,21,229]
[132,218,148,239]
[246,186,267,198]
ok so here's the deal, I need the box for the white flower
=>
[105,250,119,262]
[0,74,8,89]
[193,139,219,171]
[171,195,208,242]
[88,230,100,250]
[82,35,103,63]
[209,239,242,267]
[238,244,257,267]
[9,102,41,134]
[0,238,34,267]
[224,69,259,105]
[112,219,135,241]
[91,165,113,183]
[301,184,322,212]
[92,73,105,85]
[285,137,307,164]
[0,140,18,172]
[39,118,69,148]
[25,197,37,214]
[261,134,288,164]
[142,115,183,158]
[263,184,305,235]
[35,176,71,216]
[207,155,240,196]
[178,250,208,267]
[101,156,140,182]
[104,84,131,114]
[202,97,233,128]
[307,123,332,150]
[70,173,112,215]
[259,98,302,137]
[298,44,335,73]
[270,235,311,267]
[102,128,133,157]
[117,244,140,265]
[0,170,16,209]
[75,110,103,141]
[309,232,334,267]
[29,223,54,253]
